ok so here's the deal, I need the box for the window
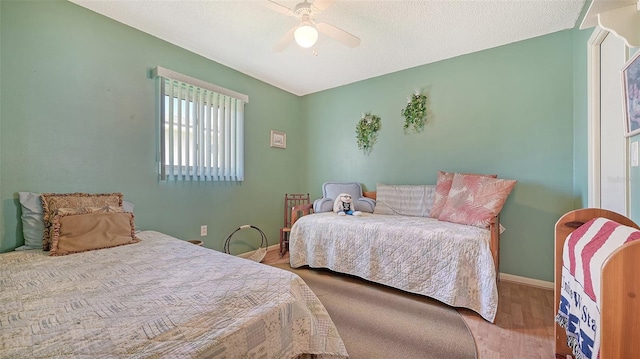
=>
[153,67,249,181]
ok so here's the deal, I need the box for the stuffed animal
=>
[333,193,362,216]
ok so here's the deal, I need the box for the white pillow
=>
[373,184,435,217]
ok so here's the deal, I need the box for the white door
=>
[599,32,627,214]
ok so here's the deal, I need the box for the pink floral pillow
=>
[429,171,497,218]
[438,173,516,228]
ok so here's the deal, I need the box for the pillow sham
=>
[49,207,139,256]
[41,192,123,250]
[53,205,123,216]
[17,192,133,250]
[438,173,516,228]
[429,171,497,219]
[17,192,45,250]
[373,184,436,217]
[123,200,135,213]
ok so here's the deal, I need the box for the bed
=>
[288,176,517,324]
[0,230,348,358]
[554,208,640,359]
[289,211,500,322]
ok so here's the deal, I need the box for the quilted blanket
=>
[556,217,640,359]
[289,213,498,322]
[0,231,347,359]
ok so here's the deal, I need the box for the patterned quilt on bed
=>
[0,231,347,359]
[289,213,498,322]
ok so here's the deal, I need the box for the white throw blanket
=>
[556,217,640,359]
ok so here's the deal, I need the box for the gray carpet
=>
[273,264,477,359]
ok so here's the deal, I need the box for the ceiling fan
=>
[265,0,361,52]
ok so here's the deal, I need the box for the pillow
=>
[17,192,45,250]
[373,184,436,217]
[41,192,123,250]
[429,171,497,218]
[123,200,135,213]
[53,205,123,216]
[49,206,139,256]
[438,173,516,228]
[17,192,133,251]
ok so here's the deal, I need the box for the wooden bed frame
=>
[292,191,502,280]
[554,208,640,359]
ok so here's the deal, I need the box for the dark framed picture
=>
[622,50,640,137]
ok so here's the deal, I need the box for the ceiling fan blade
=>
[311,0,335,11]
[316,22,361,48]
[273,27,296,52]
[264,0,294,16]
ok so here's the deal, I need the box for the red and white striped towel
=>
[556,217,640,359]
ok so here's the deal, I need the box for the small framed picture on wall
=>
[270,130,286,149]
[622,50,640,137]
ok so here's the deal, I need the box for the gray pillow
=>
[16,192,45,250]
[123,200,135,213]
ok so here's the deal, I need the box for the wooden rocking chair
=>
[280,193,310,257]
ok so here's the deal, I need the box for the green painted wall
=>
[302,31,576,281]
[0,1,306,253]
[1,0,627,283]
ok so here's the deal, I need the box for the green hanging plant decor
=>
[401,91,428,134]
[355,113,381,155]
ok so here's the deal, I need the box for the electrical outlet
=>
[200,225,207,237]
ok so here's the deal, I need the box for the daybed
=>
[1,192,347,359]
[554,208,640,359]
[289,175,516,323]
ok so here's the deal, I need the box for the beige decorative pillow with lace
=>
[49,206,139,256]
[40,193,123,250]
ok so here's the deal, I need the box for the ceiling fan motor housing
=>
[294,1,318,18]
[270,0,360,52]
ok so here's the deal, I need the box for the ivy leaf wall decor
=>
[401,92,428,134]
[355,113,381,155]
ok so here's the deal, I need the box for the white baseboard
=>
[499,272,554,290]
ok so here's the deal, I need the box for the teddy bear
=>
[333,193,362,216]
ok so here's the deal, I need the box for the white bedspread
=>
[289,213,498,322]
[0,231,347,359]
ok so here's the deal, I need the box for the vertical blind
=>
[154,67,248,182]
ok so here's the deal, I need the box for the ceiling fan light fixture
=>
[294,23,318,48]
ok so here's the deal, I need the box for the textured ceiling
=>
[69,0,586,96]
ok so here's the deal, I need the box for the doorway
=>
[587,28,629,216]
